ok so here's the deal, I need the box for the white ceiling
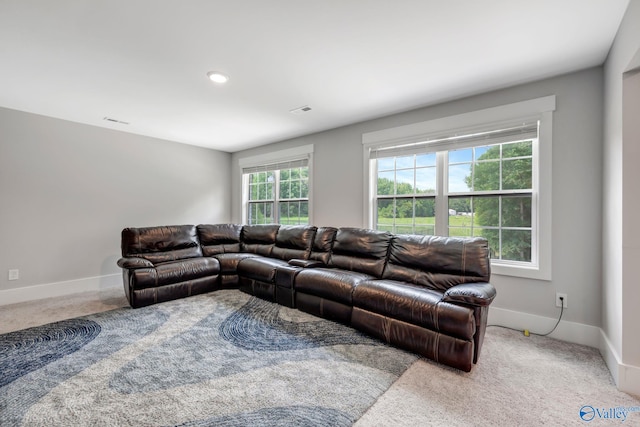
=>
[0,1,629,153]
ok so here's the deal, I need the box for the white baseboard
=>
[488,306,601,348]
[599,330,640,398]
[0,273,121,306]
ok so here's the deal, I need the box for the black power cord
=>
[488,296,564,337]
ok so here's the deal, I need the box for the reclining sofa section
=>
[118,223,496,371]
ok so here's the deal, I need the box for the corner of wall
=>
[600,328,640,398]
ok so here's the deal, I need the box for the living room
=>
[1,1,639,425]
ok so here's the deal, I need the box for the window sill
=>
[491,261,551,281]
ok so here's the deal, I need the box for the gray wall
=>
[603,0,640,378]
[0,107,231,292]
[232,67,604,328]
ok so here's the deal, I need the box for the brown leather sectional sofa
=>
[117,223,496,371]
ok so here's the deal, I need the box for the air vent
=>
[103,117,130,125]
[289,105,312,115]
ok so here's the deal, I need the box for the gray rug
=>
[0,290,417,426]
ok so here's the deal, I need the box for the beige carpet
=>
[2,288,638,426]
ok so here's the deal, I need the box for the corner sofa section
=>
[117,223,496,371]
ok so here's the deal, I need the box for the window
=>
[240,145,313,225]
[363,97,554,280]
[374,135,534,262]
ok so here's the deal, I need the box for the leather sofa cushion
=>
[242,224,280,256]
[197,224,242,255]
[130,257,220,289]
[329,228,391,277]
[214,253,261,274]
[121,225,202,265]
[237,257,289,282]
[295,268,375,305]
[309,227,338,264]
[353,279,475,340]
[271,225,316,260]
[383,234,490,291]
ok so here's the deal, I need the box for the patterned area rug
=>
[0,290,417,426]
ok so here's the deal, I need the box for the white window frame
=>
[362,97,555,280]
[239,145,314,225]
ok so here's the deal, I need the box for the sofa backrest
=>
[241,224,281,256]
[197,224,243,256]
[270,225,317,261]
[382,234,491,291]
[329,227,392,277]
[309,227,338,264]
[120,225,202,265]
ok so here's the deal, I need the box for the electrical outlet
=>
[8,269,19,281]
[556,293,568,308]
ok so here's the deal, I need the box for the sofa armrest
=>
[117,257,154,269]
[288,259,326,268]
[443,282,496,307]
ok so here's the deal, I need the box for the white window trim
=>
[362,96,555,281]
[239,144,314,225]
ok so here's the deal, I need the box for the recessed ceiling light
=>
[207,71,229,84]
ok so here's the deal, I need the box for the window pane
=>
[448,196,471,215]
[416,153,436,167]
[448,164,472,192]
[279,201,290,223]
[414,224,435,235]
[396,169,414,194]
[449,148,473,163]
[395,226,415,235]
[248,202,273,225]
[396,155,414,169]
[279,201,309,225]
[476,228,500,259]
[395,197,414,220]
[265,182,274,199]
[415,198,435,227]
[377,172,395,195]
[449,227,472,237]
[266,172,275,183]
[475,145,500,160]
[378,157,395,171]
[448,197,474,237]
[415,167,436,194]
[375,197,436,235]
[473,160,500,191]
[473,196,500,227]
[377,199,395,226]
[502,158,532,190]
[502,196,532,227]
[501,229,532,262]
[280,178,291,199]
[502,140,532,158]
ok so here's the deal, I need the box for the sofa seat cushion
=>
[131,257,220,289]
[294,268,374,305]
[237,257,290,282]
[352,280,475,340]
[214,253,261,274]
